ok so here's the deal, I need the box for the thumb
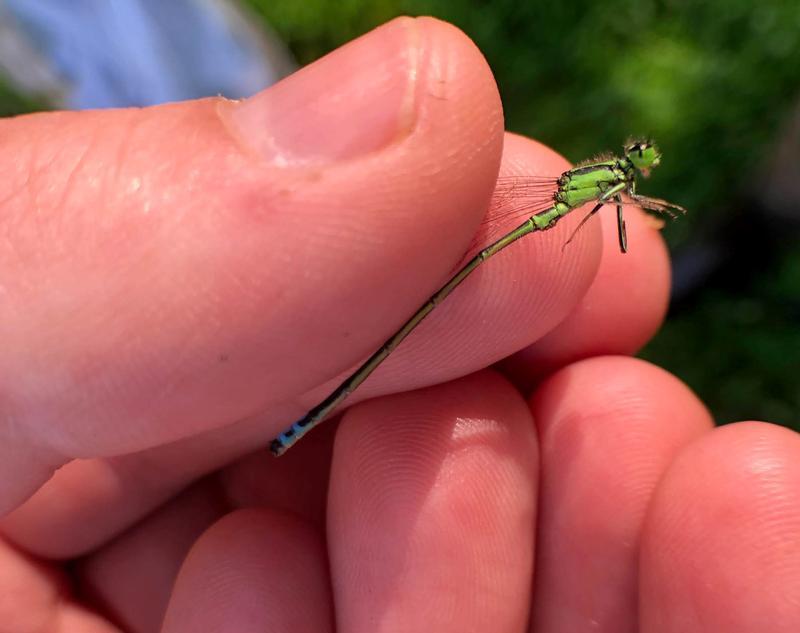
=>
[0,17,503,513]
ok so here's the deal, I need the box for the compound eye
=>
[627,141,647,155]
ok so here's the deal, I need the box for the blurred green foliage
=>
[645,247,800,425]
[248,0,800,429]
[0,76,49,116]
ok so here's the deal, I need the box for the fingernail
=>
[229,18,420,164]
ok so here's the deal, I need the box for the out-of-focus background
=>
[1,0,798,431]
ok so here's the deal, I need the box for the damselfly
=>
[270,139,686,455]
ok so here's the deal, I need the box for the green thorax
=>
[555,156,635,209]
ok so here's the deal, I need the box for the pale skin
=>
[0,16,798,633]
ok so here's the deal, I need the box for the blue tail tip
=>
[269,437,287,456]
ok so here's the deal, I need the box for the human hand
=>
[0,17,797,633]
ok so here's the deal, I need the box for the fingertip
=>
[503,202,672,389]
[328,371,537,632]
[528,356,712,630]
[532,356,712,439]
[530,356,713,528]
[331,370,538,520]
[163,508,333,633]
[641,421,800,632]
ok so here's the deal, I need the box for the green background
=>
[4,0,798,429]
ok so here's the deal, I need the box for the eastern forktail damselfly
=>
[270,139,686,455]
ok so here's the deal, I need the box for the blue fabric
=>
[4,0,284,108]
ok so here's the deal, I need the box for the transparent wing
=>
[457,175,559,255]
[491,175,559,208]
[485,175,559,223]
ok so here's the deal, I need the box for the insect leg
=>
[563,182,627,249]
[615,193,627,253]
[629,195,679,218]
[562,201,603,250]
[629,180,686,217]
